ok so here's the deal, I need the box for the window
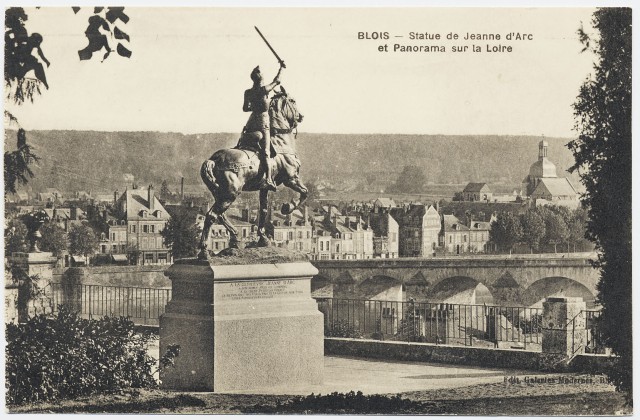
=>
[111,233,115,241]
[336,244,340,253]
[131,225,136,233]
[275,232,283,241]
[101,245,107,253]
[112,244,117,252]
[143,225,149,233]
[449,235,452,243]
[288,231,294,240]
[463,235,467,242]
[242,228,248,238]
[298,231,302,239]
[320,241,324,251]
[150,225,155,233]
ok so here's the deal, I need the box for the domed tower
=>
[523,140,558,196]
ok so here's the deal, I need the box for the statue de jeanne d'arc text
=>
[198,27,307,259]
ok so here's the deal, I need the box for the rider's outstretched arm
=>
[264,64,284,93]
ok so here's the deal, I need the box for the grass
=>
[8,388,630,415]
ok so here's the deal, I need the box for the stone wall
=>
[58,266,171,288]
[325,338,614,373]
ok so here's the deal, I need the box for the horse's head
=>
[270,86,304,133]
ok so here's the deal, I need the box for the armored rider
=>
[242,62,285,191]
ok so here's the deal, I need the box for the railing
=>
[49,283,172,326]
[315,298,542,350]
[583,309,606,354]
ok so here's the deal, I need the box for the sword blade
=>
[254,26,284,64]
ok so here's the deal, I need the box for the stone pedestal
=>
[542,296,586,355]
[9,252,58,321]
[160,259,324,392]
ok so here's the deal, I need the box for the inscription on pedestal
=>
[217,279,306,301]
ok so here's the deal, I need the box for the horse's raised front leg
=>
[257,188,271,247]
[281,175,308,215]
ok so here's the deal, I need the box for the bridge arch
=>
[429,276,494,305]
[356,274,403,301]
[522,276,597,308]
[311,274,333,296]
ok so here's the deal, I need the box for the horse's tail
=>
[200,159,219,194]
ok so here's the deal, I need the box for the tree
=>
[39,221,68,259]
[160,180,171,200]
[566,207,588,253]
[541,211,569,253]
[568,8,632,398]
[5,219,30,255]
[390,165,428,194]
[161,207,202,259]
[4,129,39,196]
[68,224,99,265]
[520,210,545,253]
[489,212,523,253]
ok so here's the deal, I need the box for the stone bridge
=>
[310,253,601,308]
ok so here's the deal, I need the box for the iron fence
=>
[49,283,172,326]
[583,309,605,354]
[315,298,542,350]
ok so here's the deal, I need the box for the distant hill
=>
[5,130,579,195]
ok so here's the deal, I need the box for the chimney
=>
[148,185,154,211]
[303,206,309,226]
[333,215,338,228]
[114,190,119,205]
[181,176,185,200]
[70,206,77,220]
[345,216,350,228]
[102,209,108,220]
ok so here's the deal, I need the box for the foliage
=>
[540,209,569,253]
[520,210,545,252]
[241,391,438,414]
[489,212,522,252]
[160,179,172,200]
[5,218,30,254]
[4,129,40,195]
[161,207,202,259]
[68,224,99,259]
[324,320,363,339]
[5,307,157,405]
[568,8,632,400]
[389,165,428,194]
[39,221,68,257]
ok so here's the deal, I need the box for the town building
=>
[461,183,493,202]
[368,206,399,259]
[390,204,440,257]
[270,206,314,254]
[440,214,493,254]
[111,185,172,265]
[312,208,374,260]
[523,140,579,207]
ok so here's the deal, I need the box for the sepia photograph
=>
[3,2,632,415]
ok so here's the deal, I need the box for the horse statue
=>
[198,87,306,259]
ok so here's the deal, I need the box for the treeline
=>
[8,130,577,194]
[490,205,589,253]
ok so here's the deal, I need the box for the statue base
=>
[159,258,324,392]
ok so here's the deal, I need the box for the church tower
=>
[522,139,558,196]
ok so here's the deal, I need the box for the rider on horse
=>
[242,63,285,191]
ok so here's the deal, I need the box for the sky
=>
[7,6,597,136]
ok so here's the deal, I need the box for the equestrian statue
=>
[198,28,307,259]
